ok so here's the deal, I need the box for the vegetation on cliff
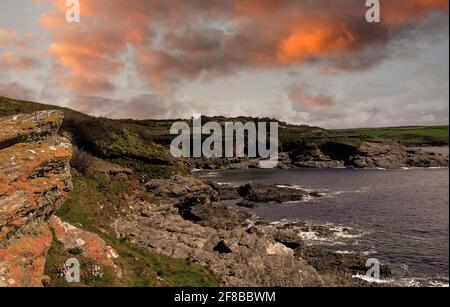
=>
[2,95,447,176]
[46,157,219,287]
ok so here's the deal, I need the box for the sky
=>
[0,0,448,128]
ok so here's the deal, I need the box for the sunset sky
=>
[0,0,448,128]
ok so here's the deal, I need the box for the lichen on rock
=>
[0,111,72,287]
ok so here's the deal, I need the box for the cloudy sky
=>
[0,0,448,128]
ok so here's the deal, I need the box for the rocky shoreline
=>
[1,110,446,287]
[115,174,393,286]
[187,142,448,171]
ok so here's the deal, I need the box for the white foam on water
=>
[361,250,377,256]
[352,274,393,284]
[275,184,317,194]
[335,250,355,254]
[321,187,370,197]
[201,171,219,178]
[352,275,450,287]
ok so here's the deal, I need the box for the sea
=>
[201,147,449,287]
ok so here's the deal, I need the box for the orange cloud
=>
[39,0,152,94]
[0,28,32,50]
[0,52,40,71]
[38,0,449,92]
[0,28,15,48]
[277,25,356,65]
[288,86,334,108]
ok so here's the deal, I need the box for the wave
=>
[352,275,449,287]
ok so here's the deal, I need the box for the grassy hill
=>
[336,126,449,146]
[0,96,181,180]
[1,95,448,173]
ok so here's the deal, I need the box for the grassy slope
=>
[45,171,219,287]
[2,95,447,168]
[0,96,217,286]
[0,96,184,179]
[336,126,449,145]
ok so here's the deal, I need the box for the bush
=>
[70,147,97,177]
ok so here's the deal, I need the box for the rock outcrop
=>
[237,183,319,202]
[290,140,448,169]
[351,142,449,169]
[0,111,72,287]
[115,175,377,287]
[187,152,292,170]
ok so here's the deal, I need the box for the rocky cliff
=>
[0,111,72,286]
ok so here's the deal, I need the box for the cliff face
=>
[0,111,72,287]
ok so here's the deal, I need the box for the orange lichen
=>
[0,223,53,287]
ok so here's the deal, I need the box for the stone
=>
[0,111,63,150]
[351,141,448,169]
[0,111,72,287]
[115,174,382,287]
[238,183,312,203]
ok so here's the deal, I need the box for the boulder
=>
[238,183,314,202]
[207,181,240,200]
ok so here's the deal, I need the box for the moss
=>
[54,173,219,287]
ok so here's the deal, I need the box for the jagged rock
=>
[0,111,72,287]
[238,183,315,202]
[0,111,63,150]
[187,157,260,170]
[188,153,290,170]
[115,174,379,287]
[146,175,218,203]
[207,182,240,200]
[177,200,251,230]
[295,246,391,278]
[295,159,345,168]
[0,112,72,241]
[146,176,251,230]
[114,212,325,286]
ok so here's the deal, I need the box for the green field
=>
[336,126,449,145]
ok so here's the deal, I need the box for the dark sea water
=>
[203,164,449,286]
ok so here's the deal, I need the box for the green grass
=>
[1,96,184,179]
[49,172,219,287]
[0,95,89,121]
[44,231,118,287]
[337,126,449,145]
